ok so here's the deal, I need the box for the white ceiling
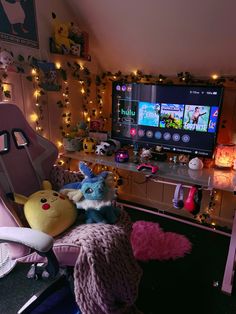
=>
[67,0,236,76]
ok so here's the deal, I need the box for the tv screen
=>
[111,82,224,157]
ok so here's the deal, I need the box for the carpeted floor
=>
[0,207,236,314]
[125,207,236,314]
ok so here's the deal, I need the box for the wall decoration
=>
[37,61,61,91]
[0,82,13,102]
[90,119,104,132]
[0,0,39,48]
[50,12,90,60]
[0,50,14,70]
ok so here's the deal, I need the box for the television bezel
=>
[111,81,224,158]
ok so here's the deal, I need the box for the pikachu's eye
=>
[40,198,47,203]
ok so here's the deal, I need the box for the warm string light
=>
[60,80,71,137]
[31,68,43,133]
[196,189,217,226]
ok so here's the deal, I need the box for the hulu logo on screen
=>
[121,108,135,116]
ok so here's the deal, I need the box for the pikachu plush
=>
[14,181,77,237]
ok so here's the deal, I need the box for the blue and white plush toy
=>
[61,162,120,224]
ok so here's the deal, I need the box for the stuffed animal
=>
[140,148,152,161]
[83,137,96,153]
[13,181,77,237]
[188,157,204,170]
[95,139,120,156]
[0,50,14,70]
[51,12,76,54]
[61,162,120,224]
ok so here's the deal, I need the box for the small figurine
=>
[188,157,204,170]
[178,154,189,164]
[140,148,152,162]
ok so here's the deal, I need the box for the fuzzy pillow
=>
[131,220,192,261]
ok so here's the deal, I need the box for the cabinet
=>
[62,151,236,228]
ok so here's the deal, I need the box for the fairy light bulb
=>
[31,68,37,75]
[55,62,61,69]
[211,74,218,80]
[81,88,85,94]
[34,90,40,98]
[30,113,38,122]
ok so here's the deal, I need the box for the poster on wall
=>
[0,0,39,48]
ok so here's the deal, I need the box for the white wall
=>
[67,0,236,76]
[0,0,102,144]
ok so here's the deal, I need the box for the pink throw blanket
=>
[56,210,142,314]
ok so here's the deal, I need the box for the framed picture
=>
[0,0,39,48]
[0,83,13,102]
[36,61,61,91]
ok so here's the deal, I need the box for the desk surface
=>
[62,151,236,192]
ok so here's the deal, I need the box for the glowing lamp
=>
[214,144,235,168]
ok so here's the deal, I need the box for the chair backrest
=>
[0,103,58,228]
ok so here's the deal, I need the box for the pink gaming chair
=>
[0,102,82,278]
[0,103,143,314]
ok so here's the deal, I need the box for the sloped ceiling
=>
[67,0,236,76]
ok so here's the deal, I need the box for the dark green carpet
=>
[125,207,236,314]
[0,208,236,314]
[0,263,57,314]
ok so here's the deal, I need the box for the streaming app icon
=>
[163,132,171,140]
[172,133,180,141]
[154,131,162,139]
[146,130,153,138]
[138,129,145,137]
[182,134,190,143]
[121,85,127,91]
[130,128,137,136]
[116,85,121,91]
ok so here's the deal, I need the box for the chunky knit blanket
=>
[56,210,142,314]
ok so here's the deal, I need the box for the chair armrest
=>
[0,227,53,253]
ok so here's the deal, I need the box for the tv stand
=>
[62,151,236,192]
[62,151,236,295]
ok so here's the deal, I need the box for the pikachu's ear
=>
[42,181,52,190]
[14,193,28,205]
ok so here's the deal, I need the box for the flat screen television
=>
[111,82,224,157]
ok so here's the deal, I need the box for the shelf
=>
[49,32,91,62]
[62,151,236,193]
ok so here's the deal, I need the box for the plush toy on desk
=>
[12,181,77,237]
[61,162,120,224]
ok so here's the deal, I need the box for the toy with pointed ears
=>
[13,181,77,237]
[61,162,120,224]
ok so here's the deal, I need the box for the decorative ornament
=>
[0,50,14,70]
[188,157,204,170]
